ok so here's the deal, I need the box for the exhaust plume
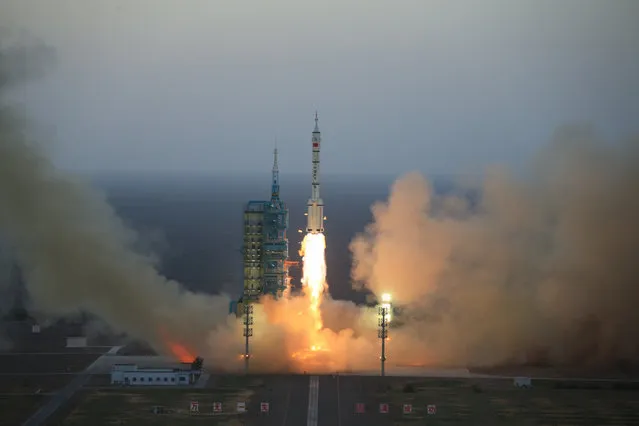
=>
[350,127,639,370]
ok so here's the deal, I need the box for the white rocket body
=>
[306,114,324,234]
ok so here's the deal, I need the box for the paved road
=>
[238,375,395,426]
[318,375,395,426]
[242,375,310,426]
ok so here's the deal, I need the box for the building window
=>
[171,378,175,382]
[133,377,137,382]
[164,377,168,382]
[180,377,186,382]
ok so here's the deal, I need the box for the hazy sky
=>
[2,0,638,176]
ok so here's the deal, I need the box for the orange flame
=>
[168,341,196,363]
[157,326,196,363]
[293,231,330,370]
[300,233,327,332]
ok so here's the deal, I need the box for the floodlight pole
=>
[378,304,388,377]
[243,304,253,374]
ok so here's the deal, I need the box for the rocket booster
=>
[306,112,324,234]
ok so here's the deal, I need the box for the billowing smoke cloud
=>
[0,37,372,372]
[3,35,638,374]
[350,128,639,370]
[0,37,239,367]
[1,95,223,363]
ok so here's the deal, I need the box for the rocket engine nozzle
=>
[306,200,324,234]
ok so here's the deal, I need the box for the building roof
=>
[112,363,192,373]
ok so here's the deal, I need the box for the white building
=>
[111,364,194,386]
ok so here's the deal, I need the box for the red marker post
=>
[402,404,412,414]
[260,402,270,413]
[379,403,389,414]
[427,404,437,415]
[212,402,222,413]
[355,403,365,414]
[190,401,199,413]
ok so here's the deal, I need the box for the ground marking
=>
[306,376,319,426]
[336,375,341,426]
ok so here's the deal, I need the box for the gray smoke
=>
[0,37,232,358]
[351,127,639,370]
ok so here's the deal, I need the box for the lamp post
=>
[243,304,253,374]
[377,293,392,377]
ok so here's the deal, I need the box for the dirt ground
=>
[371,377,639,425]
[470,364,639,380]
[0,395,47,426]
[49,375,639,425]
[0,320,111,425]
[54,376,265,426]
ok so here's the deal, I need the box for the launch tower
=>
[239,148,291,306]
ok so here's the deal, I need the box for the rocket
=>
[306,112,324,234]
